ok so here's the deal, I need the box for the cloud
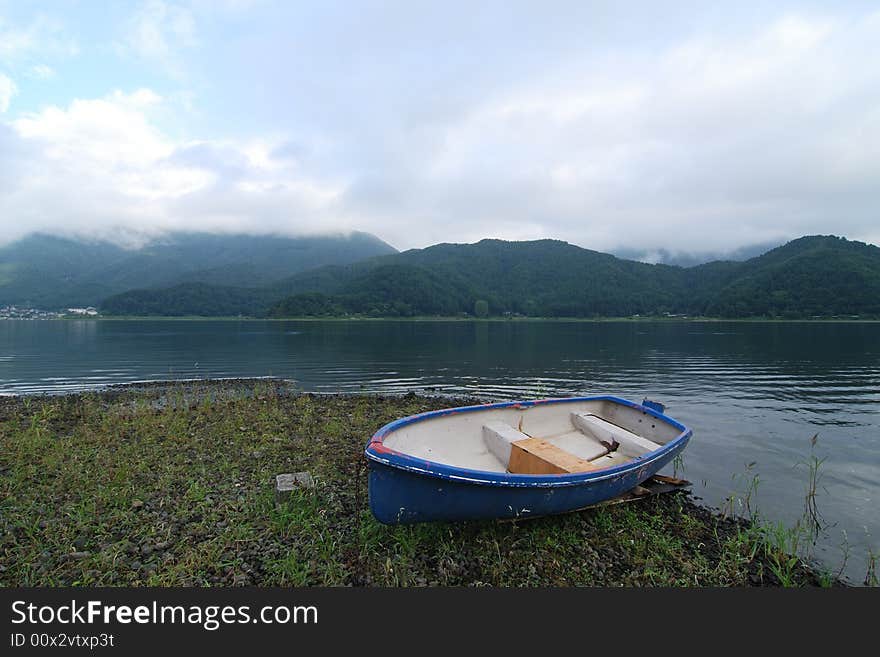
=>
[0,74,16,112]
[1,6,880,255]
[28,64,55,79]
[119,0,198,76]
[0,88,347,245]
[0,14,78,61]
[332,11,880,252]
[0,18,39,59]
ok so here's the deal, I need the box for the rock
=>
[275,472,315,504]
[131,499,144,509]
[65,551,91,560]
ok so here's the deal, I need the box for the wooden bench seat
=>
[482,420,604,474]
[570,412,662,457]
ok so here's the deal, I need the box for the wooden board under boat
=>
[364,395,693,524]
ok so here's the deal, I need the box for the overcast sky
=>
[0,1,878,254]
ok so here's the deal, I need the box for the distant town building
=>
[0,306,61,320]
[66,307,99,316]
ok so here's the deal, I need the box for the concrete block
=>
[275,472,315,504]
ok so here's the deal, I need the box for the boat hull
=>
[365,396,692,524]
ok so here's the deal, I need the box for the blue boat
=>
[365,395,692,524]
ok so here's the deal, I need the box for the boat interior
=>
[381,399,683,474]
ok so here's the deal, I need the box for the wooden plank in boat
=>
[581,475,692,508]
[571,412,662,457]
[508,437,604,474]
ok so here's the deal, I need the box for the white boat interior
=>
[382,399,682,474]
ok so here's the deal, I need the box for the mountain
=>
[267,235,880,319]
[698,236,880,318]
[0,231,396,308]
[92,234,880,319]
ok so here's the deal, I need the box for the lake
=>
[2,318,878,583]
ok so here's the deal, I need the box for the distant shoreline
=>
[36,315,880,323]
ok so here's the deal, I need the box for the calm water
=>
[2,319,878,583]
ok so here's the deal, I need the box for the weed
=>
[796,434,827,540]
[866,548,878,587]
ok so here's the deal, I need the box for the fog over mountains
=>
[613,242,784,267]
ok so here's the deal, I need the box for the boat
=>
[364,395,692,524]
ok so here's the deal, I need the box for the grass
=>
[0,381,846,587]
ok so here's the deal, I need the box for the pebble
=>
[131,500,144,509]
[65,551,91,560]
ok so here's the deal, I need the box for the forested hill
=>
[0,231,396,308]
[694,235,880,318]
[100,234,880,319]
